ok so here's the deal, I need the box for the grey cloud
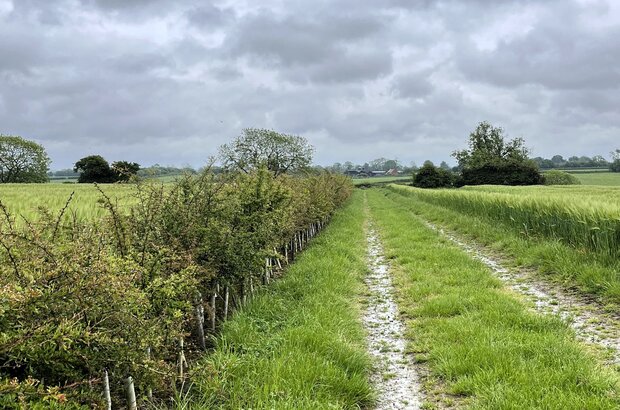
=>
[391,71,434,99]
[186,4,234,27]
[0,0,619,169]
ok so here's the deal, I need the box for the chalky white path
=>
[364,226,422,410]
[425,220,620,365]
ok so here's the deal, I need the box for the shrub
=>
[413,164,455,188]
[458,162,543,186]
[543,170,581,185]
[0,168,352,407]
[610,159,620,172]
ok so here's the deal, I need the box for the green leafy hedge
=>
[0,167,352,407]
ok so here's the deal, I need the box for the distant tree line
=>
[531,155,610,169]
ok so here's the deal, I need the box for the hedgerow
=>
[0,167,352,407]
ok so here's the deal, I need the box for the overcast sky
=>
[1,0,619,169]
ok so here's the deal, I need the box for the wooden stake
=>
[196,304,206,350]
[103,370,111,410]
[178,338,188,382]
[210,290,217,331]
[146,348,153,400]
[125,376,137,410]
[224,286,229,319]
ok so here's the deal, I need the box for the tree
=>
[74,155,116,183]
[551,155,565,165]
[452,122,530,169]
[451,122,541,186]
[439,161,451,171]
[219,128,314,177]
[610,149,620,172]
[112,161,140,182]
[413,163,455,188]
[0,135,51,183]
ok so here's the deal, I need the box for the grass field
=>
[352,175,411,185]
[0,183,136,222]
[573,171,620,186]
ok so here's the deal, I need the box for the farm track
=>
[364,221,423,409]
[423,219,620,366]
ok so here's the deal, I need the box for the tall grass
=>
[390,185,620,258]
[190,192,373,409]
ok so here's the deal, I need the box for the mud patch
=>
[425,220,620,366]
[364,226,423,409]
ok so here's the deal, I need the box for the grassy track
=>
[366,189,620,409]
[191,192,373,409]
[387,185,620,303]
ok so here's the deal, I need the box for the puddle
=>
[424,220,620,366]
[364,225,423,409]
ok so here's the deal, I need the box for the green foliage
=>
[543,170,581,185]
[111,161,140,182]
[0,168,352,406]
[609,152,620,173]
[412,163,455,188]
[453,122,530,168]
[459,162,543,186]
[219,128,314,176]
[192,193,372,409]
[74,156,141,183]
[74,155,116,183]
[0,135,51,183]
[452,122,542,186]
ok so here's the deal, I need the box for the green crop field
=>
[0,183,136,222]
[352,175,411,185]
[389,184,620,302]
[573,171,620,186]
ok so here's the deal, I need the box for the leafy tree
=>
[0,135,51,183]
[423,160,435,167]
[112,161,140,182]
[74,155,116,183]
[452,122,530,169]
[219,128,314,177]
[439,161,451,171]
[413,163,455,188]
[452,121,541,186]
[551,155,565,165]
[384,159,400,171]
[610,149,620,172]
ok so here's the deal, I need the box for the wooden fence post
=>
[125,376,137,410]
[103,370,111,410]
[224,286,230,320]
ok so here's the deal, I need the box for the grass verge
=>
[386,185,620,305]
[366,189,619,409]
[190,192,373,409]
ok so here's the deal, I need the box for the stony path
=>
[363,223,422,409]
[424,220,620,366]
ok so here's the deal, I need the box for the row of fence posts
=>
[102,219,327,409]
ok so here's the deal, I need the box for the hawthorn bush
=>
[0,167,352,407]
